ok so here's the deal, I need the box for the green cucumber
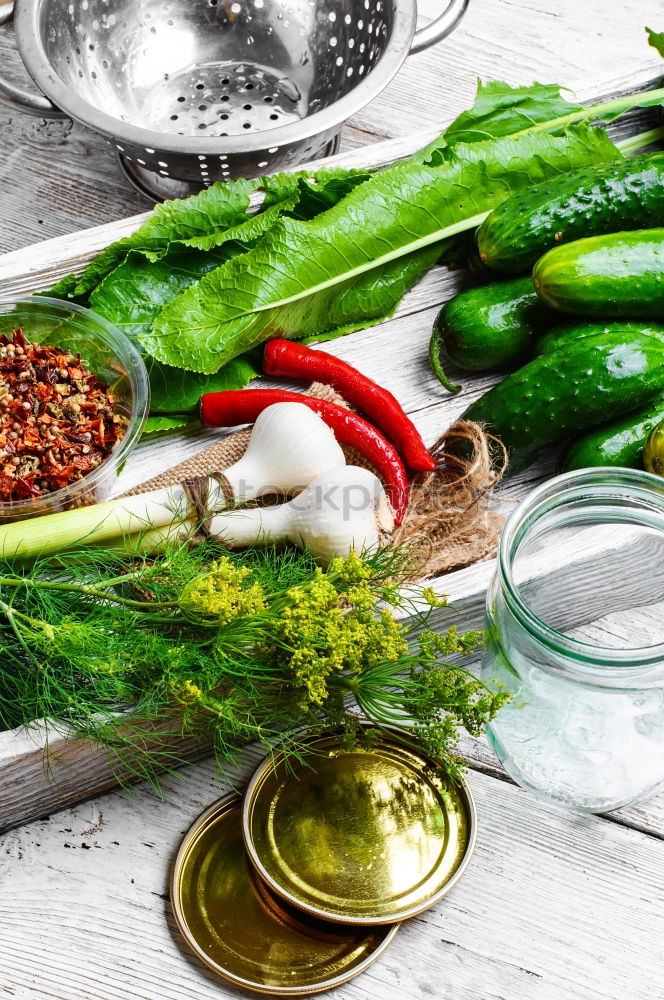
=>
[560,392,664,471]
[429,277,556,392]
[461,331,664,472]
[534,322,664,356]
[477,153,664,274]
[644,419,664,475]
[533,229,664,318]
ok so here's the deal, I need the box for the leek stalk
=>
[0,485,192,563]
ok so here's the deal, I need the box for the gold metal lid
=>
[171,791,399,996]
[243,730,477,925]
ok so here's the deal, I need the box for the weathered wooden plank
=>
[0,62,663,834]
[0,0,660,254]
[353,0,662,140]
[0,546,489,835]
[0,62,660,292]
[0,542,492,835]
[3,525,663,839]
[0,758,662,1000]
[0,720,212,835]
[1,5,664,995]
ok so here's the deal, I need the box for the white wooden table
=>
[1,2,664,998]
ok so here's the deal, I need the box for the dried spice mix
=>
[0,328,123,502]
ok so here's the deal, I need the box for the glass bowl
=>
[0,296,149,522]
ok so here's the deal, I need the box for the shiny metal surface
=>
[243,730,477,925]
[117,132,341,201]
[0,1,63,115]
[171,791,399,996]
[0,0,468,197]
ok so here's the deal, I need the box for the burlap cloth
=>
[123,383,505,579]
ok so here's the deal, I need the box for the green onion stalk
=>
[0,485,196,563]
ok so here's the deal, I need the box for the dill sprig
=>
[0,541,507,785]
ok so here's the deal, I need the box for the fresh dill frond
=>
[0,540,507,786]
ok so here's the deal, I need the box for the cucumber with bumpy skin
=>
[461,330,664,472]
[429,277,556,392]
[561,392,664,471]
[477,153,664,274]
[533,229,664,318]
[534,322,664,356]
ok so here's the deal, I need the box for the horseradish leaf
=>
[145,126,620,373]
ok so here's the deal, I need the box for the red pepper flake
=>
[0,328,126,503]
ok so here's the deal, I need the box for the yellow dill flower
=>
[328,550,372,585]
[179,557,267,625]
[172,679,202,704]
[267,556,410,707]
[344,581,375,611]
[422,586,449,608]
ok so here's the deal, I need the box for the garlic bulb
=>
[208,402,346,510]
[0,405,348,564]
[209,465,394,564]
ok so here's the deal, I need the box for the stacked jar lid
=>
[171,726,477,995]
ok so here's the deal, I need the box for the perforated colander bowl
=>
[0,0,468,200]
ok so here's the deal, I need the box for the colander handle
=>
[0,1,68,118]
[410,0,469,54]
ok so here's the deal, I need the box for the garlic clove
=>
[209,464,394,564]
[375,483,396,534]
[219,403,346,506]
[286,465,394,562]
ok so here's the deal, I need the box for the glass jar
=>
[0,296,149,521]
[481,468,664,814]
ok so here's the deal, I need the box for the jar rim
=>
[497,468,664,679]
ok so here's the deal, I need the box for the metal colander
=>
[0,0,468,200]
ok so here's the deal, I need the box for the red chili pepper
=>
[263,339,435,473]
[200,388,410,525]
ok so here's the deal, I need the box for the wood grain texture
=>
[0,64,659,292]
[4,533,662,840]
[0,0,661,253]
[0,720,212,836]
[0,760,663,1000]
[0,62,663,827]
[1,3,664,997]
